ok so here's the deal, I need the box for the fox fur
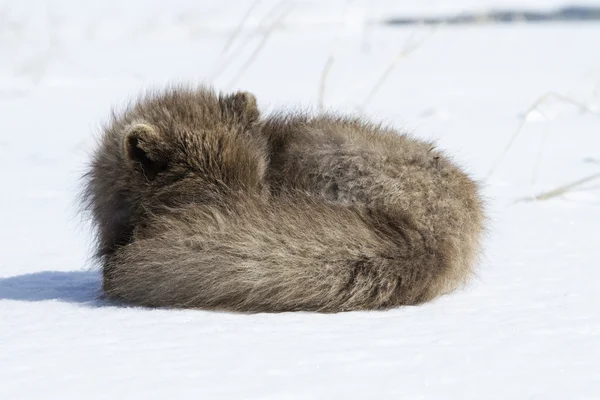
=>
[81,85,485,312]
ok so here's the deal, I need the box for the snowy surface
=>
[1,1,600,399]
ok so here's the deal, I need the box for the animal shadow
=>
[0,270,105,306]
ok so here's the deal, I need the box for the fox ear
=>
[122,123,167,179]
[221,91,260,126]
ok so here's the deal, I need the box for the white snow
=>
[1,1,599,399]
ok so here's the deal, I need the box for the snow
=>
[1,1,599,398]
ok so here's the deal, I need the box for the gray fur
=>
[80,85,485,312]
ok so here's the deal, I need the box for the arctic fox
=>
[81,86,485,312]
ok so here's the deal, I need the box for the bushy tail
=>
[104,195,465,312]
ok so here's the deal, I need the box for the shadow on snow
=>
[0,270,105,306]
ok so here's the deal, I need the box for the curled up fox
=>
[81,86,485,312]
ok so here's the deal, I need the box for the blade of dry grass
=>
[226,3,293,89]
[222,1,260,54]
[317,0,363,111]
[487,92,600,180]
[318,55,334,111]
[517,172,600,202]
[360,26,437,111]
[210,1,285,83]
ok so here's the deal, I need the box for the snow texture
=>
[1,1,599,399]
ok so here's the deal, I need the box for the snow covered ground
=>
[1,1,599,398]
